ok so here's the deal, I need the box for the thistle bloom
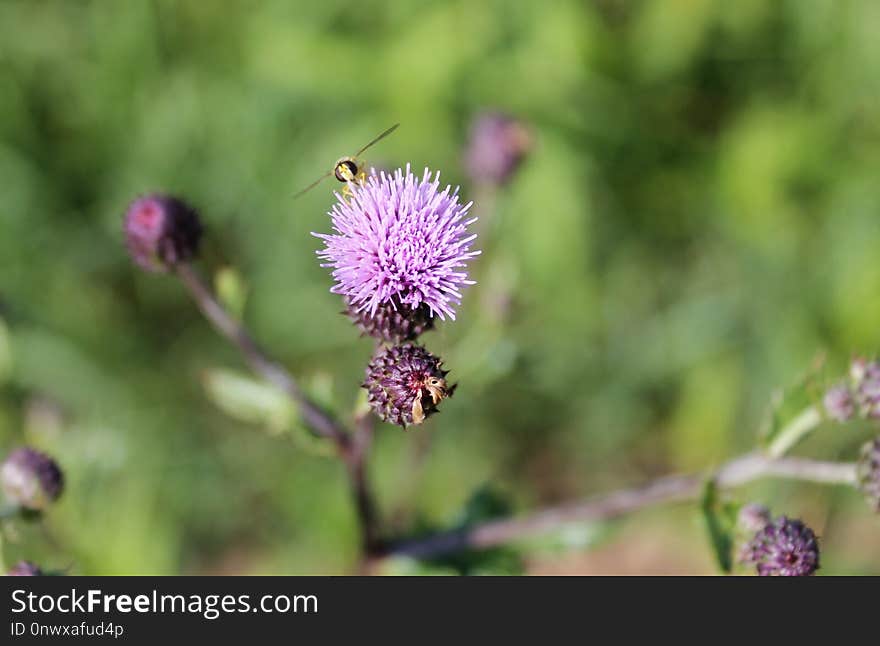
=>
[464,111,532,186]
[314,166,480,321]
[856,438,880,512]
[1,447,64,511]
[364,344,451,428]
[124,194,202,272]
[740,515,820,576]
[7,561,43,576]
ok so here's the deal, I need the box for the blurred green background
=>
[1,0,879,575]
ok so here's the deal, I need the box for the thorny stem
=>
[380,453,857,562]
[174,262,383,557]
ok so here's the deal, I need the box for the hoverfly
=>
[411,375,453,426]
[293,123,400,199]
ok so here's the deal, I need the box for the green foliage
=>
[700,481,740,575]
[202,368,295,436]
[0,0,879,574]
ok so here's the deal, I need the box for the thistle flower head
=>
[345,297,434,344]
[852,358,880,419]
[823,357,880,422]
[824,385,855,423]
[7,561,43,576]
[124,194,202,272]
[363,344,452,428]
[740,515,820,576]
[314,166,480,321]
[464,111,532,186]
[857,437,880,512]
[1,447,64,511]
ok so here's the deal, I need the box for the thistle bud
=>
[823,385,855,423]
[856,437,880,512]
[7,561,43,576]
[363,344,453,428]
[740,515,820,576]
[464,111,532,187]
[346,297,434,344]
[124,195,202,272]
[1,447,64,511]
[852,358,880,419]
[737,503,771,533]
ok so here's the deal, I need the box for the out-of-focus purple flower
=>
[6,561,43,576]
[464,111,533,186]
[314,166,479,321]
[824,385,855,423]
[345,297,434,344]
[740,515,819,576]
[124,195,202,272]
[737,503,771,533]
[857,437,880,512]
[851,358,880,419]
[1,447,64,511]
[363,344,452,428]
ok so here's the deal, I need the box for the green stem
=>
[766,405,823,459]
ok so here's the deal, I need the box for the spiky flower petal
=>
[363,344,451,428]
[857,437,880,512]
[740,515,820,577]
[124,194,202,272]
[1,447,64,511]
[314,166,480,321]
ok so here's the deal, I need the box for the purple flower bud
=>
[852,359,880,419]
[857,438,880,513]
[345,297,434,344]
[363,344,453,428]
[737,503,771,533]
[1,447,64,511]
[823,384,855,422]
[464,111,533,186]
[124,195,202,272]
[6,561,43,576]
[740,515,820,576]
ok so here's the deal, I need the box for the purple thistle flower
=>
[856,437,880,512]
[464,111,533,187]
[1,447,64,511]
[740,515,820,576]
[363,344,453,428]
[823,384,855,423]
[124,195,202,273]
[314,166,480,321]
[7,561,43,576]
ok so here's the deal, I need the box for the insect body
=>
[294,123,400,199]
[410,376,452,426]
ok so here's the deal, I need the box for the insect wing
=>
[293,170,333,199]
[354,123,400,158]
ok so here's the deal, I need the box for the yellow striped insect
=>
[294,123,400,199]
